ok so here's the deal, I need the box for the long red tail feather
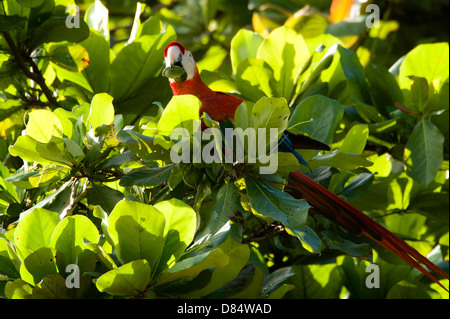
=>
[287,170,449,292]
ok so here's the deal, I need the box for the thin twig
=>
[1,31,57,107]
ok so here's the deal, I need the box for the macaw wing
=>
[200,92,243,122]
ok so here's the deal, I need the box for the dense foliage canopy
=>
[0,0,448,299]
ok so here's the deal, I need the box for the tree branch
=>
[1,31,57,107]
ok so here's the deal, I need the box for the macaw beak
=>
[163,48,187,82]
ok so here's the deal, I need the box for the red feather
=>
[286,170,449,291]
[164,41,186,57]
[164,42,449,292]
[169,64,242,122]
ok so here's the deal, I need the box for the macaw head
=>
[163,42,196,83]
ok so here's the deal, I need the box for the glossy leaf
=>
[86,183,124,214]
[153,198,197,276]
[288,95,344,145]
[4,279,33,299]
[337,46,372,105]
[235,58,274,101]
[405,119,444,186]
[399,43,449,93]
[110,28,176,101]
[49,44,89,72]
[230,29,264,74]
[245,177,310,228]
[14,208,60,260]
[86,93,114,130]
[32,274,70,299]
[340,124,369,154]
[25,110,63,143]
[157,95,202,138]
[195,181,243,244]
[19,247,66,286]
[96,259,151,296]
[28,17,90,51]
[257,26,310,100]
[120,164,173,187]
[85,0,110,41]
[49,215,100,264]
[259,267,295,298]
[107,200,165,269]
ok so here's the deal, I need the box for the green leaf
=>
[230,29,264,74]
[137,15,164,38]
[96,259,151,296]
[366,63,403,117]
[53,108,78,140]
[275,152,301,177]
[79,30,110,93]
[157,95,202,138]
[259,267,295,298]
[119,164,173,187]
[49,43,89,72]
[14,208,60,261]
[107,200,165,269]
[53,30,111,93]
[257,26,310,100]
[25,109,63,143]
[116,129,169,162]
[205,263,256,299]
[0,14,27,32]
[322,230,372,260]
[245,177,310,228]
[410,76,429,112]
[286,264,342,298]
[405,119,444,186]
[293,42,338,104]
[4,279,33,299]
[86,93,114,130]
[285,226,322,253]
[185,236,251,298]
[267,283,295,299]
[34,137,77,167]
[288,95,344,145]
[337,46,372,105]
[31,274,70,299]
[340,124,369,155]
[83,238,117,270]
[0,254,20,279]
[86,183,124,214]
[308,150,373,171]
[195,182,243,244]
[84,0,109,41]
[28,17,90,50]
[110,28,176,101]
[387,280,442,299]
[152,198,197,276]
[252,97,290,139]
[154,268,214,297]
[399,42,449,94]
[16,0,44,7]
[49,215,100,264]
[20,248,67,286]
[235,58,275,101]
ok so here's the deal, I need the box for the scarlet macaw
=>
[163,41,449,291]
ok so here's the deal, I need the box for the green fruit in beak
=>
[162,65,187,82]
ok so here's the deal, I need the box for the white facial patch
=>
[164,46,196,81]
